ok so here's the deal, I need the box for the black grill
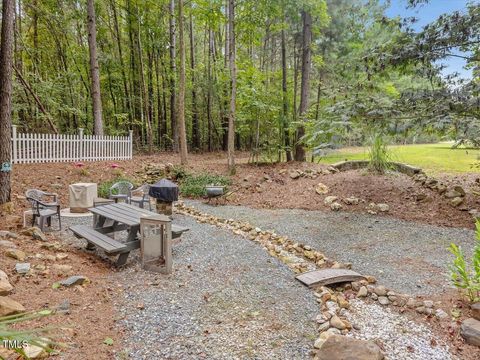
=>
[148,179,179,202]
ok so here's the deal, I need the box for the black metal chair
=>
[130,184,152,210]
[25,189,61,232]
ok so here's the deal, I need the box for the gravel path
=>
[111,215,318,359]
[186,201,475,296]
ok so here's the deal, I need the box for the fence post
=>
[129,129,133,159]
[78,128,84,161]
[11,125,17,164]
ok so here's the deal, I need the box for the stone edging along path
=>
[175,203,453,358]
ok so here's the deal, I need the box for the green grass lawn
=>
[317,143,480,174]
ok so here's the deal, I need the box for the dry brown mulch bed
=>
[0,219,124,359]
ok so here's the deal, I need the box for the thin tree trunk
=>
[87,0,104,135]
[189,13,200,150]
[227,0,236,173]
[177,0,188,164]
[294,11,312,162]
[0,0,14,205]
[207,28,213,151]
[281,29,292,162]
[169,0,178,151]
[110,0,132,124]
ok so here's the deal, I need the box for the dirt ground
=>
[0,224,124,359]
[2,152,480,358]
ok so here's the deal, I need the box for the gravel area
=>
[346,299,452,360]
[109,215,318,359]
[186,201,475,296]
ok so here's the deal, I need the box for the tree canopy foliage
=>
[7,0,480,162]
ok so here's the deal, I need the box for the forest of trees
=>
[2,0,480,167]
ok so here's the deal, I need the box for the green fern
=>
[448,220,480,302]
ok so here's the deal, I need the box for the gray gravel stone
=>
[114,215,318,359]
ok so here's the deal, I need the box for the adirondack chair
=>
[108,181,133,203]
[25,189,62,232]
[130,184,152,210]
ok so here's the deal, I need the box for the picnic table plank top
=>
[89,202,189,235]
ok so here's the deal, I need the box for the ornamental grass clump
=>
[448,220,480,302]
[367,134,393,174]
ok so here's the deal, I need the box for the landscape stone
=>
[21,227,47,241]
[0,240,16,248]
[445,189,462,199]
[460,318,480,346]
[344,197,360,205]
[377,203,389,212]
[357,286,368,297]
[406,298,417,308]
[15,263,31,274]
[374,285,387,296]
[315,183,329,195]
[454,185,466,196]
[471,303,480,321]
[330,202,342,211]
[330,315,346,330]
[0,270,13,295]
[289,170,302,179]
[59,275,89,287]
[436,184,447,194]
[324,196,338,205]
[5,249,26,261]
[23,339,49,359]
[0,231,18,239]
[315,335,384,360]
[450,197,464,207]
[0,296,25,316]
[378,296,390,305]
[435,309,449,320]
[318,321,330,332]
[423,300,434,308]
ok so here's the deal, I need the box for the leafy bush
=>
[179,173,231,198]
[368,134,393,174]
[448,220,480,302]
[97,177,137,198]
[171,165,189,180]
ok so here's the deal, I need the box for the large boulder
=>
[0,296,25,316]
[461,318,480,346]
[315,335,384,360]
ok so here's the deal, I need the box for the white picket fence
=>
[10,126,133,164]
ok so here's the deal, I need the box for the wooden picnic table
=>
[70,202,188,266]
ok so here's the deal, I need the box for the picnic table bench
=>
[70,202,188,266]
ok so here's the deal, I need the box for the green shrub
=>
[448,220,480,302]
[171,165,188,180]
[97,177,137,198]
[179,173,231,198]
[368,133,393,174]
